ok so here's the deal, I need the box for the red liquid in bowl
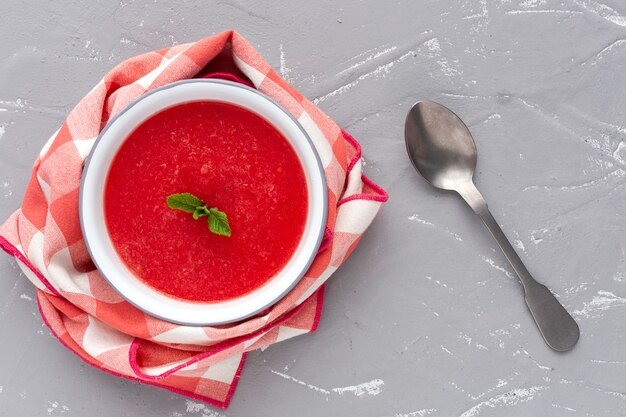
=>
[104,101,308,302]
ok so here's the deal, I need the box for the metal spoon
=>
[404,100,579,352]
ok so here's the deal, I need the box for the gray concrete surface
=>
[1,0,626,415]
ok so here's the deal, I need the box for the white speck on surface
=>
[449,378,512,401]
[0,124,5,139]
[185,400,222,417]
[482,113,501,123]
[465,0,489,32]
[573,290,626,318]
[389,408,437,417]
[506,9,582,14]
[459,386,547,417]
[184,400,224,416]
[551,403,577,412]
[337,45,398,76]
[408,214,435,226]
[489,327,514,349]
[0,98,27,112]
[440,92,484,99]
[565,282,590,295]
[440,345,454,356]
[408,213,463,242]
[421,301,440,317]
[19,390,26,399]
[526,354,553,370]
[313,49,415,104]
[584,39,626,66]
[186,401,221,416]
[551,169,626,191]
[2,180,13,199]
[332,379,384,397]
[20,293,33,301]
[279,43,292,81]
[520,0,546,7]
[480,256,515,279]
[271,370,330,395]
[84,40,91,48]
[571,0,626,27]
[283,359,297,371]
[403,336,423,351]
[343,45,381,62]
[419,38,460,77]
[458,332,488,350]
[0,278,21,317]
[557,377,626,400]
[514,239,526,251]
[46,401,69,415]
[517,97,540,110]
[590,359,626,364]
[613,141,626,164]
[271,371,384,398]
[578,128,621,156]
[47,401,56,414]
[451,378,516,402]
[529,227,551,241]
[425,275,452,290]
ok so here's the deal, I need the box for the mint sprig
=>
[166,193,231,237]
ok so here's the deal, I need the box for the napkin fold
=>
[0,30,388,408]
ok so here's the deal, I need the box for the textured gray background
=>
[1,0,626,416]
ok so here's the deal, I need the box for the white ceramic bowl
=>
[80,79,327,326]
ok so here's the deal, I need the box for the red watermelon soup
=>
[104,101,309,302]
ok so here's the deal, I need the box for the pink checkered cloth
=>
[0,30,388,408]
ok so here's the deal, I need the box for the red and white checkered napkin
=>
[0,30,388,408]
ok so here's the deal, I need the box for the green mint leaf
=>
[167,193,204,213]
[208,208,231,237]
[192,206,210,220]
[167,192,231,238]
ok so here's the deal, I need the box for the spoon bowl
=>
[405,101,477,191]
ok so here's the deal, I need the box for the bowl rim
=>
[79,78,328,326]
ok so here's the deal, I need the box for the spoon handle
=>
[457,183,579,352]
